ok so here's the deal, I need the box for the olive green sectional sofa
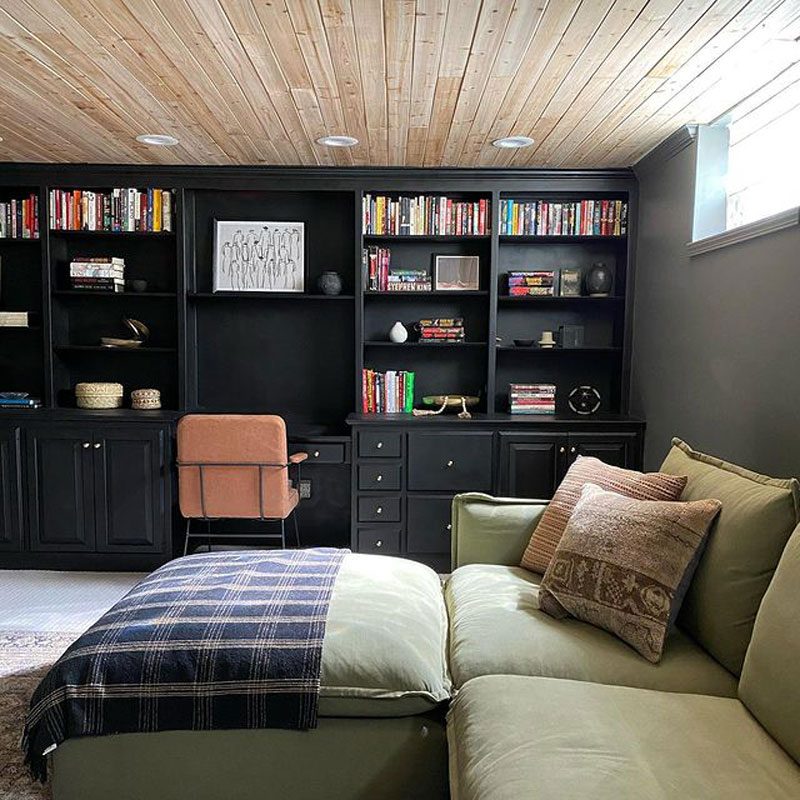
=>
[445,440,800,799]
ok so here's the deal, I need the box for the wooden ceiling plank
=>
[351,0,388,165]
[384,0,416,166]
[284,0,353,167]
[405,0,447,166]
[576,0,791,166]
[0,98,85,161]
[515,0,651,167]
[439,0,516,166]
[422,0,482,167]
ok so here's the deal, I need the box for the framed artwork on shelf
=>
[559,268,583,296]
[213,220,305,292]
[432,254,480,291]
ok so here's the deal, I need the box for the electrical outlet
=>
[299,479,312,499]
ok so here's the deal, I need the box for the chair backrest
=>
[738,524,800,764]
[177,414,292,520]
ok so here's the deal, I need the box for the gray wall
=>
[631,134,800,476]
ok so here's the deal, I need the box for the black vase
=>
[317,271,343,296]
[586,263,613,296]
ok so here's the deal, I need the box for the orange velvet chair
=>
[177,414,307,555]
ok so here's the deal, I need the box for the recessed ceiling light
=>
[316,135,359,148]
[136,133,179,147]
[492,135,534,149]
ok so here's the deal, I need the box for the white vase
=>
[389,321,408,343]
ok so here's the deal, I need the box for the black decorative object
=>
[568,385,602,415]
[586,262,613,296]
[317,271,343,296]
[559,325,585,348]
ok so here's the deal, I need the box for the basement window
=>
[689,69,800,256]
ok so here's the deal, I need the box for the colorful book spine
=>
[0,194,38,239]
[362,194,490,236]
[362,369,415,414]
[499,199,628,237]
[48,188,174,232]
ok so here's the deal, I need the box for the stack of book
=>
[69,257,125,292]
[418,317,465,343]
[500,199,627,237]
[49,188,173,232]
[507,271,556,297]
[0,393,41,409]
[0,311,31,327]
[0,194,39,239]
[362,369,415,414]
[363,246,431,291]
[362,194,489,236]
[510,383,556,415]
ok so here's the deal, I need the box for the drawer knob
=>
[446,459,454,468]
[313,450,320,458]
[376,474,383,482]
[446,523,452,533]
[376,506,383,515]
[82,441,91,449]
[375,540,383,548]
[93,442,102,449]
[376,441,383,449]
[570,446,576,454]
[559,446,566,454]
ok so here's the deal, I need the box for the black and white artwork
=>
[213,221,305,292]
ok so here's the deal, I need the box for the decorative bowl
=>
[513,339,534,347]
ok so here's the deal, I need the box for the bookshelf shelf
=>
[365,290,488,298]
[49,229,175,238]
[498,295,623,305]
[364,341,487,348]
[53,290,177,298]
[0,238,40,244]
[363,234,490,243]
[499,235,626,244]
[188,292,355,301]
[53,345,177,354]
[496,346,621,354]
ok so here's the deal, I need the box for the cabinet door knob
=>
[94,442,102,449]
[559,446,566,454]
[375,540,383,548]
[313,450,320,458]
[446,459,454,468]
[82,442,91,449]
[570,446,576,454]
[376,441,383,449]
[376,506,383,515]
[376,474,383,482]
[446,523,452,533]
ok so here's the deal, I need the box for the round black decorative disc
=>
[568,385,601,416]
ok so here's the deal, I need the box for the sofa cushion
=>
[661,438,800,675]
[445,564,736,696]
[539,484,721,663]
[319,553,451,716]
[520,455,687,574]
[739,524,800,763]
[448,675,800,800]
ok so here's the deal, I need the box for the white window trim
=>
[686,205,800,257]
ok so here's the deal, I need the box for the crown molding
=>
[633,125,698,177]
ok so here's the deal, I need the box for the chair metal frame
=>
[177,459,303,555]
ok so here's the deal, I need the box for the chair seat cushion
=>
[445,564,736,697]
[448,675,800,800]
[319,554,451,716]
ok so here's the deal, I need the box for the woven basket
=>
[131,388,161,410]
[75,382,124,409]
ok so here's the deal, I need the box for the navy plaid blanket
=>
[23,547,348,781]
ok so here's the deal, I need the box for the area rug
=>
[0,630,79,800]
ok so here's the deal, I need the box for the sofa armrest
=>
[450,493,548,569]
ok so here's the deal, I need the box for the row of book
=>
[500,199,627,237]
[510,383,556,415]
[69,256,125,292]
[49,188,173,233]
[508,271,556,297]
[0,311,32,327]
[418,317,465,343]
[0,195,39,239]
[362,369,415,414]
[363,194,490,237]
[363,246,432,291]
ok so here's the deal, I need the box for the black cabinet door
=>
[27,427,95,552]
[93,427,167,553]
[498,433,564,499]
[0,425,24,551]
[568,432,640,470]
[407,432,493,492]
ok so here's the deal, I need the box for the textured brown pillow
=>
[520,456,687,574]
[539,484,722,663]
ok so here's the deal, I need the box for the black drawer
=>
[357,463,401,491]
[407,432,493,492]
[407,496,452,554]
[357,528,401,555]
[358,432,402,459]
[298,442,345,464]
[358,496,401,523]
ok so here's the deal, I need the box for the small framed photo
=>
[213,220,305,292]
[433,255,480,291]
[559,268,583,297]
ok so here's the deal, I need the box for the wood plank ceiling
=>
[0,0,798,167]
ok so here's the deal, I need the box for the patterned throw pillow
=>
[538,484,722,663]
[520,456,687,574]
